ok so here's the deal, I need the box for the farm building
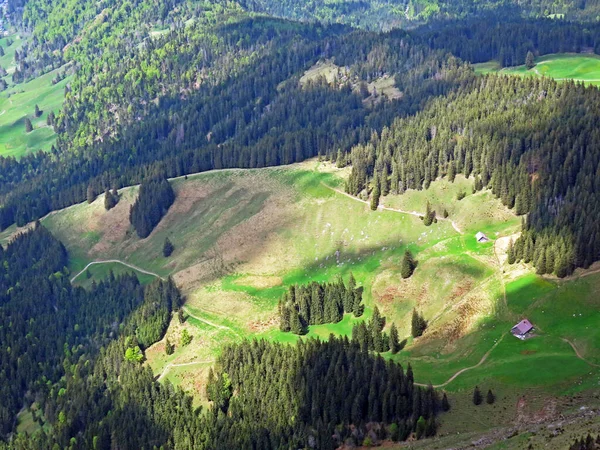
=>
[475,232,489,243]
[511,319,534,340]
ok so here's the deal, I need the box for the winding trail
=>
[70,259,165,283]
[183,306,242,339]
[415,333,507,388]
[322,183,463,234]
[562,338,600,368]
[157,359,215,381]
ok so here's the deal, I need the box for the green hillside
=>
[6,160,595,446]
[474,53,600,85]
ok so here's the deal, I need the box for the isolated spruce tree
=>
[401,249,416,279]
[165,338,174,355]
[525,51,535,69]
[389,323,400,354]
[24,117,32,133]
[47,111,55,126]
[411,309,427,338]
[473,386,483,405]
[486,389,495,404]
[180,329,192,346]
[178,309,185,324]
[34,104,41,117]
[104,189,117,210]
[423,201,435,226]
[163,237,174,257]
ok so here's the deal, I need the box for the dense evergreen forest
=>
[204,338,441,448]
[0,224,181,437]
[129,175,175,238]
[345,74,600,275]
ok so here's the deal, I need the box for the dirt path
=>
[562,338,600,368]
[70,259,164,283]
[322,183,463,234]
[415,333,507,388]
[157,359,215,381]
[183,306,242,339]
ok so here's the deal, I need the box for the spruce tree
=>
[423,201,434,226]
[401,249,416,279]
[34,104,41,117]
[526,51,535,69]
[507,239,516,264]
[486,389,495,404]
[24,118,32,133]
[165,338,174,355]
[371,177,381,211]
[411,309,427,338]
[473,386,482,405]
[163,237,174,257]
[389,323,400,354]
[104,189,118,210]
[180,329,192,346]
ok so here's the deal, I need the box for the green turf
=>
[474,53,600,86]
[0,57,71,158]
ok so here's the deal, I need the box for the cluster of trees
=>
[129,175,175,238]
[570,434,600,450]
[411,17,600,67]
[346,73,600,275]
[351,306,406,354]
[103,188,119,210]
[472,386,495,405]
[205,337,443,448]
[278,273,364,334]
[235,0,411,30]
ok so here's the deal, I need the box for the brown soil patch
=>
[248,315,279,333]
[89,192,135,255]
[236,275,283,289]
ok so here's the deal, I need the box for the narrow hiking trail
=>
[415,333,508,389]
[322,183,463,234]
[70,259,165,283]
[157,359,215,381]
[183,306,242,339]
[562,338,600,368]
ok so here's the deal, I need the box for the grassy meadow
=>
[0,33,71,158]
[474,53,600,86]
[12,159,598,437]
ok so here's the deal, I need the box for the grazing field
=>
[474,53,600,86]
[19,160,600,439]
[0,33,71,157]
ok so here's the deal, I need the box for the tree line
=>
[345,73,600,275]
[129,175,175,238]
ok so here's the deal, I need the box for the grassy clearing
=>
[0,63,71,157]
[72,261,157,288]
[474,53,600,86]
